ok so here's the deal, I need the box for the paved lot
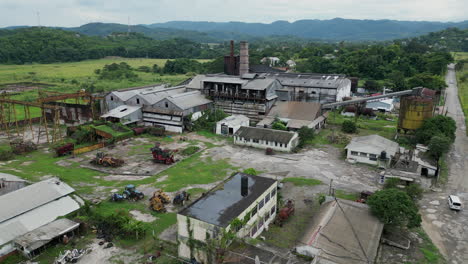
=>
[419,64,468,264]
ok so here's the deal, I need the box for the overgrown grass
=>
[415,227,446,264]
[282,177,322,186]
[335,189,359,201]
[154,153,238,192]
[454,52,468,135]
[438,154,449,185]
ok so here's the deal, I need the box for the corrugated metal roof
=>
[101,105,141,119]
[234,126,296,144]
[0,178,74,223]
[166,91,212,110]
[0,194,83,246]
[242,78,276,91]
[14,219,79,251]
[345,135,399,156]
[217,115,249,126]
[267,101,321,121]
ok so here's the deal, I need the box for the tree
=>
[297,126,315,148]
[384,178,401,189]
[405,184,424,201]
[428,135,451,159]
[367,188,421,228]
[272,121,287,131]
[407,73,446,90]
[415,115,456,145]
[342,120,357,133]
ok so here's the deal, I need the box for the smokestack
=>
[241,175,248,197]
[239,41,249,76]
[230,40,235,75]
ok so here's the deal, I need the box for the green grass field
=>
[453,52,468,135]
[0,58,208,120]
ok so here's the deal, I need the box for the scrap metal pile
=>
[90,152,124,167]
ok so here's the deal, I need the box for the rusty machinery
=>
[0,90,96,144]
[90,152,124,167]
[149,189,171,212]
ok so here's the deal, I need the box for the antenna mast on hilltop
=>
[36,11,41,27]
[127,16,131,36]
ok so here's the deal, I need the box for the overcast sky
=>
[1,0,467,27]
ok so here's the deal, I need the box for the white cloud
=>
[0,0,466,27]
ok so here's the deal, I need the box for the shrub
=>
[181,146,200,156]
[272,121,287,131]
[405,184,424,200]
[242,168,259,176]
[0,150,14,161]
[342,120,357,133]
[297,126,315,147]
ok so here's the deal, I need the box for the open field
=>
[453,52,468,135]
[0,58,205,120]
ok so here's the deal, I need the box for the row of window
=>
[350,151,377,161]
[250,204,276,237]
[109,96,170,108]
[237,137,288,148]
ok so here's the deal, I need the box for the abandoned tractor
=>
[123,184,144,201]
[173,191,190,206]
[55,143,74,157]
[150,142,177,165]
[149,190,170,213]
[90,152,124,167]
[275,200,295,227]
[110,184,144,202]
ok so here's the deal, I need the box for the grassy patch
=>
[454,52,468,135]
[438,154,449,185]
[415,227,446,264]
[180,146,200,156]
[155,153,238,191]
[282,177,322,186]
[335,189,359,201]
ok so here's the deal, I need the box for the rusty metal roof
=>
[267,101,321,121]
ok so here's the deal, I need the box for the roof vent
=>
[241,175,249,197]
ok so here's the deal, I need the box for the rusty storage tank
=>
[398,96,434,132]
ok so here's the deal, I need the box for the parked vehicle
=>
[448,195,462,211]
[173,191,190,205]
[151,142,177,165]
[149,190,170,212]
[123,184,144,201]
[55,143,74,157]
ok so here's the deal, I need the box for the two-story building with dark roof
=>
[177,173,278,263]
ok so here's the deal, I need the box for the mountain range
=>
[2,18,468,42]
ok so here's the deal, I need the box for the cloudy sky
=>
[1,0,467,27]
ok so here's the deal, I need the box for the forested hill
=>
[401,27,468,52]
[149,18,468,41]
[0,28,223,64]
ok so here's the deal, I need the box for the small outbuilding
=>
[234,126,299,152]
[215,115,250,136]
[101,105,142,125]
[345,135,399,167]
[366,98,394,112]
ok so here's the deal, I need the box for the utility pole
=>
[328,179,333,196]
[36,11,41,27]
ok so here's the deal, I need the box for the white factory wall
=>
[234,134,299,152]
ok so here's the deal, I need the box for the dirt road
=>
[420,64,468,264]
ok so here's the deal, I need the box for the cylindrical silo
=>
[398,96,434,132]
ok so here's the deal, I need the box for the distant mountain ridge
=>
[148,18,468,41]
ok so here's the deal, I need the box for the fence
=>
[73,142,105,155]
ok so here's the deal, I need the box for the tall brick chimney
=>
[239,41,249,76]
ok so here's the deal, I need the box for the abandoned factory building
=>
[0,178,83,260]
[216,115,250,136]
[177,173,278,263]
[346,135,400,167]
[234,126,299,152]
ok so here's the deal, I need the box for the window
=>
[275,142,278,147]
[258,217,264,229]
[165,102,169,108]
[251,225,258,237]
[280,143,283,147]
[251,206,257,217]
[285,143,288,148]
[270,205,276,217]
[265,193,270,204]
[270,188,276,199]
[351,151,358,156]
[258,199,264,210]
[110,96,114,101]
[253,139,259,143]
[369,154,377,161]
[136,98,140,104]
[359,152,367,157]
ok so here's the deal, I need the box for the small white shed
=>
[216,115,249,136]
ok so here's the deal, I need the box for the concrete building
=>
[14,219,80,259]
[142,91,212,133]
[177,173,277,263]
[345,135,399,167]
[0,178,83,260]
[299,199,383,264]
[215,115,250,136]
[234,126,299,152]
[412,144,438,177]
[257,101,327,131]
[101,105,142,125]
